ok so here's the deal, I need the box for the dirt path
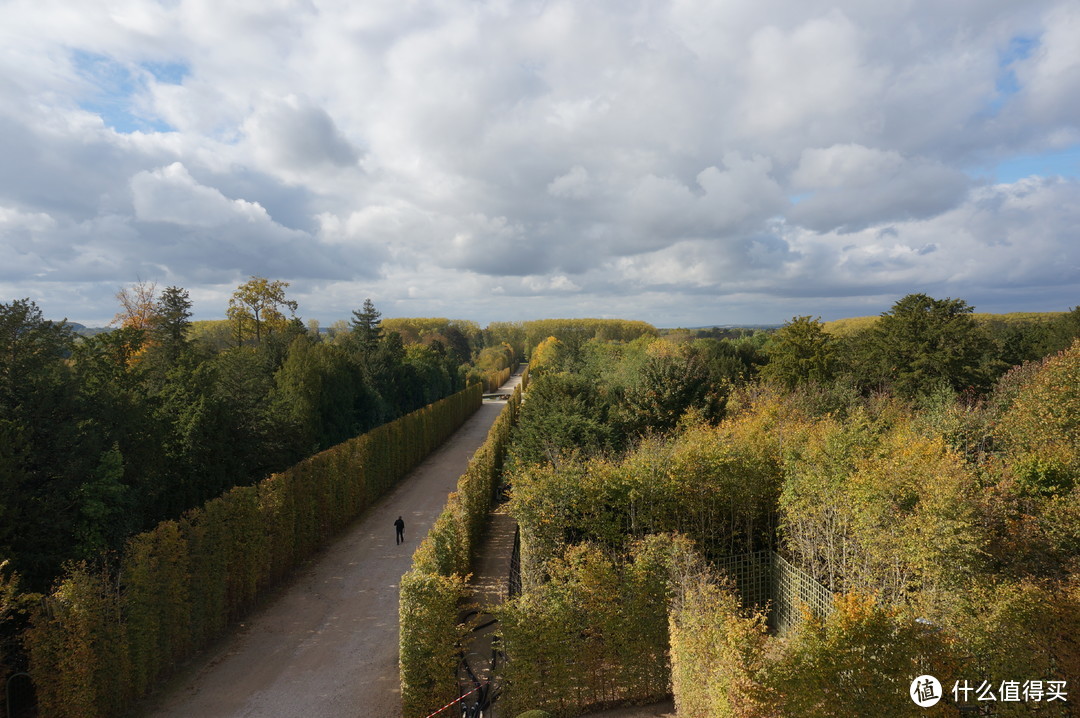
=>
[140,373,523,718]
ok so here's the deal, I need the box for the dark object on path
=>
[394,516,405,544]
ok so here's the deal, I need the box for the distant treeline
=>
[0,281,519,593]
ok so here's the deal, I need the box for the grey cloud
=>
[789,146,971,232]
[132,162,270,226]
[244,97,361,173]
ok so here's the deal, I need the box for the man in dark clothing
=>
[394,516,405,545]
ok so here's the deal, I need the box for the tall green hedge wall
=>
[24,384,482,718]
[400,367,528,718]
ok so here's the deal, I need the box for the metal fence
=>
[716,551,834,636]
[714,550,771,608]
[771,552,835,636]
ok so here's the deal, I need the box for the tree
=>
[1044,305,1080,354]
[0,299,76,416]
[227,277,298,346]
[864,293,991,397]
[620,340,717,434]
[350,298,382,355]
[0,300,81,587]
[761,316,836,390]
[529,336,567,376]
[152,286,193,363]
[112,281,158,330]
[439,326,472,366]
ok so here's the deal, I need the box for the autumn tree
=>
[113,280,158,330]
[227,277,299,346]
[529,336,567,376]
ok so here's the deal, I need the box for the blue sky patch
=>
[142,61,189,85]
[994,146,1080,183]
[981,35,1039,118]
[71,49,178,133]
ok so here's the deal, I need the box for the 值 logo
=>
[911,675,942,707]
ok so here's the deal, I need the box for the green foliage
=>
[497,539,678,717]
[350,297,383,354]
[760,315,836,390]
[151,285,193,364]
[73,444,132,559]
[0,300,82,588]
[399,570,468,718]
[619,339,723,434]
[850,294,994,396]
[23,385,482,718]
[508,372,617,467]
[510,414,782,578]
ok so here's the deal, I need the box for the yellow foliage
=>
[997,339,1080,494]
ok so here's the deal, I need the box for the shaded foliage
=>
[24,385,482,718]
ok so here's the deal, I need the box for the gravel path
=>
[138,374,522,718]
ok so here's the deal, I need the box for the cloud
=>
[1012,4,1080,140]
[131,162,271,226]
[789,144,971,232]
[547,165,591,199]
[243,96,361,178]
[0,0,1077,325]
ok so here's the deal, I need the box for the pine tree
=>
[350,298,382,355]
[153,286,193,363]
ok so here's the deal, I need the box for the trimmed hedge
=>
[496,535,689,718]
[24,384,482,718]
[400,367,528,718]
[483,367,513,393]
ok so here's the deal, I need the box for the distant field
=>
[823,311,1065,337]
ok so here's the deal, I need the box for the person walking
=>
[394,516,405,545]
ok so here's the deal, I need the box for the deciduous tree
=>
[227,277,298,346]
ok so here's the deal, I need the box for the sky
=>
[1,0,1078,328]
